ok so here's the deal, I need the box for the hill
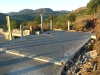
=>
[69,6,100,75]
[7,8,70,16]
[34,8,53,13]
[18,9,34,15]
[0,13,7,25]
[5,8,70,23]
[72,7,87,13]
[6,12,18,16]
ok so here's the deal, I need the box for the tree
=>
[34,16,41,24]
[67,13,76,22]
[0,24,7,29]
[11,20,18,29]
[55,15,67,29]
[21,21,27,26]
[86,0,100,14]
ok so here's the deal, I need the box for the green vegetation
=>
[6,8,70,23]
[67,13,76,22]
[34,16,41,24]
[0,8,70,30]
[0,13,6,25]
[0,10,70,30]
[86,0,100,14]
[1,1,100,30]
[11,20,19,29]
[20,14,68,30]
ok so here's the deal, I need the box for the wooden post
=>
[50,20,52,30]
[6,16,12,41]
[20,25,23,37]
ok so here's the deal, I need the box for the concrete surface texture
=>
[0,30,93,75]
[0,34,8,44]
[0,52,63,75]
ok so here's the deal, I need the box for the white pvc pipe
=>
[40,14,43,33]
[68,21,70,30]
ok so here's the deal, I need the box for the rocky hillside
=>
[70,6,100,74]
[78,16,100,75]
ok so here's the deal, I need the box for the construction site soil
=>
[85,22,100,75]
[0,15,100,74]
[74,15,100,75]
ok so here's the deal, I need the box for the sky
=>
[0,0,90,13]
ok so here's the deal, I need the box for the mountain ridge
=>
[0,13,7,25]
[0,8,71,25]
[6,8,70,16]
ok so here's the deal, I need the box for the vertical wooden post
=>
[50,20,52,30]
[20,25,23,37]
[6,16,12,41]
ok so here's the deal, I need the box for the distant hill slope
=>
[6,8,70,16]
[18,9,34,15]
[0,13,7,25]
[34,8,53,13]
[6,12,18,16]
[5,8,70,23]
[67,7,87,16]
[72,7,87,13]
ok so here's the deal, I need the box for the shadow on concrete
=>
[3,63,52,75]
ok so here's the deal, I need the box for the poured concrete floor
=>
[0,34,7,44]
[0,30,93,75]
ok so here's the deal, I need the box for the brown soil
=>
[75,14,100,75]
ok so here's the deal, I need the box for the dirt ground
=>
[86,20,100,75]
[76,15,100,75]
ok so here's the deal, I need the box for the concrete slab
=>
[0,53,63,75]
[0,30,94,75]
